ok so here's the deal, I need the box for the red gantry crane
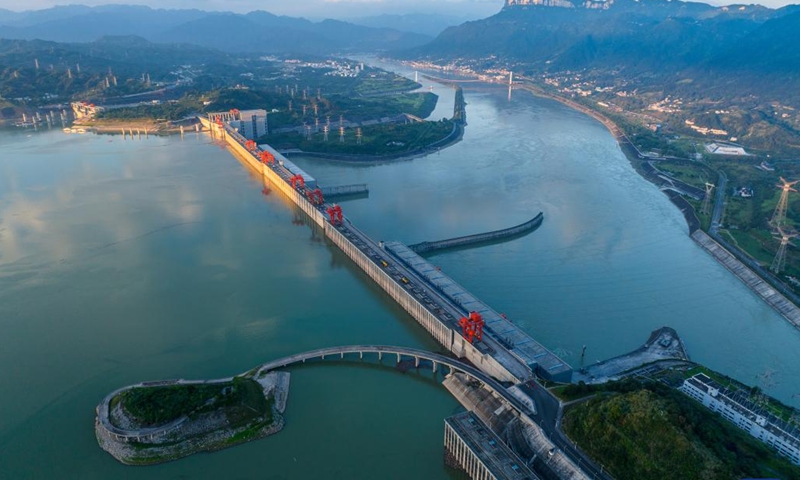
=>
[326,204,343,225]
[260,151,275,165]
[459,311,485,344]
[290,175,305,189]
[306,188,324,205]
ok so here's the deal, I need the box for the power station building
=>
[208,109,268,140]
[680,373,800,465]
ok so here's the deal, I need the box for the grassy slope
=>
[563,383,800,480]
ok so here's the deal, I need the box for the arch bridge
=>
[254,345,534,418]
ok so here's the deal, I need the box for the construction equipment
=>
[326,204,343,225]
[290,175,305,190]
[260,151,275,165]
[306,188,324,205]
[459,312,485,344]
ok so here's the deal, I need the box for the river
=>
[1,60,799,479]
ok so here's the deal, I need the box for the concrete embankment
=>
[692,230,800,329]
[409,213,543,255]
[573,327,691,384]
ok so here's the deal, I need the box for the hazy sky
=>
[0,0,795,17]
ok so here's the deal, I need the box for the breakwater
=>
[409,213,543,255]
[320,184,369,198]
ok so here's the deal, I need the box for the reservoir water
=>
[1,61,799,478]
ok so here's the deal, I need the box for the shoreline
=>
[278,84,467,164]
[280,120,464,163]
[512,82,800,328]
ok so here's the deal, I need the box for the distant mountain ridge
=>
[346,13,483,37]
[400,0,800,75]
[0,5,430,54]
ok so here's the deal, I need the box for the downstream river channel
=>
[1,61,799,478]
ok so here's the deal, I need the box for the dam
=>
[201,116,572,385]
[199,116,591,479]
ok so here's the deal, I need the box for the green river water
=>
[1,62,799,478]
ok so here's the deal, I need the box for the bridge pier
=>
[433,361,438,373]
[415,356,420,368]
[397,353,401,364]
[340,352,344,359]
[378,352,383,361]
[359,351,363,360]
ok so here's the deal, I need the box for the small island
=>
[95,371,290,465]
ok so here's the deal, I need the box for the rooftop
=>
[446,411,539,480]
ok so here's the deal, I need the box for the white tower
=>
[771,227,797,274]
[771,177,799,227]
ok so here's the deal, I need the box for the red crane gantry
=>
[326,204,343,225]
[459,311,485,344]
[290,175,305,190]
[260,151,275,165]
[306,188,324,205]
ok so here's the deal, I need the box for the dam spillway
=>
[201,117,573,385]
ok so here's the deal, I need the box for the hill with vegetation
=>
[562,380,800,480]
[395,0,800,154]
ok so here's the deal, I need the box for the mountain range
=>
[398,0,800,77]
[0,5,430,54]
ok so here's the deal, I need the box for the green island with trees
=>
[96,371,289,465]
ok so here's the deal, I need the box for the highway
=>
[519,382,612,480]
[710,171,727,235]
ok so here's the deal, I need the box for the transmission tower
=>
[771,227,797,274]
[302,105,307,116]
[356,128,362,145]
[314,117,319,133]
[304,123,311,139]
[288,100,293,112]
[701,182,715,216]
[339,114,344,128]
[339,126,345,143]
[323,125,329,142]
[771,177,799,227]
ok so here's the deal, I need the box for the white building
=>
[207,109,268,140]
[705,143,748,156]
[679,373,800,465]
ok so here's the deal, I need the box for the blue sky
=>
[0,0,795,17]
